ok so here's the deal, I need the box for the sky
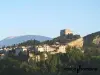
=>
[0,0,100,40]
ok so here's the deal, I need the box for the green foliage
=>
[1,47,100,75]
[84,47,100,56]
[49,55,58,72]
[41,40,54,45]
[18,39,40,46]
[40,52,45,61]
[67,47,84,62]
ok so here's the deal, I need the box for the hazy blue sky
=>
[0,0,100,40]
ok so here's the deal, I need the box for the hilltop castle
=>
[60,29,73,36]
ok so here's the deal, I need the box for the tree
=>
[67,47,84,64]
[49,55,58,72]
[18,40,40,46]
[40,52,45,61]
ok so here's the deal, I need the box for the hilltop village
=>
[0,29,84,61]
[1,29,100,75]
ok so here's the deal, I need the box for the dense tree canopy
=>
[0,46,100,75]
[18,40,40,46]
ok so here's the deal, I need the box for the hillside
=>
[67,37,83,48]
[83,31,100,47]
[42,34,81,45]
[67,31,100,48]
[57,31,100,49]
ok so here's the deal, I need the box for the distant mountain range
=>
[0,35,52,47]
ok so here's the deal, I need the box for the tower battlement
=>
[60,29,73,36]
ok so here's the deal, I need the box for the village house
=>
[57,45,66,53]
[0,54,5,60]
[35,45,56,52]
[28,52,48,62]
[35,44,67,54]
[0,50,5,60]
[15,46,27,56]
[28,52,40,62]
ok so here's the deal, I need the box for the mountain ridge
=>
[0,35,52,47]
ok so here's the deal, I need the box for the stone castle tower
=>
[60,29,73,36]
